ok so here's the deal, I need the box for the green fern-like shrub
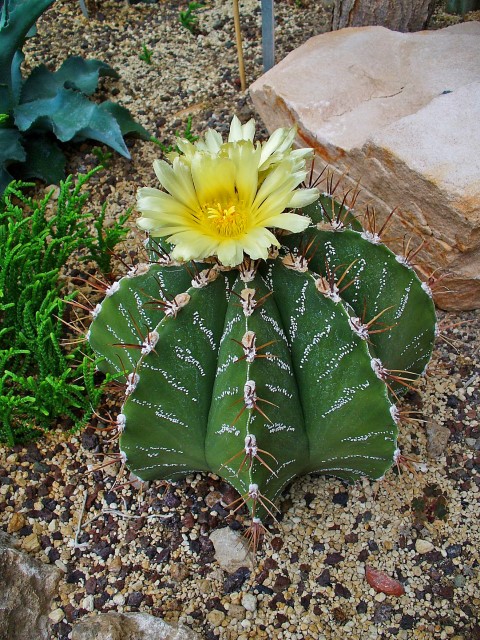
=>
[0,170,125,444]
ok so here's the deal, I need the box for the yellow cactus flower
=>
[137,116,319,267]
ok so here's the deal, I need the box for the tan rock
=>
[209,528,254,573]
[48,608,65,624]
[7,512,26,534]
[22,533,41,553]
[0,531,61,640]
[72,612,200,639]
[415,539,434,554]
[250,23,480,310]
[426,423,451,459]
[170,562,189,582]
[227,604,245,620]
[108,555,123,574]
[206,610,225,627]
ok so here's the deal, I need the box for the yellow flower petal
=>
[261,212,311,233]
[228,115,255,142]
[153,159,199,210]
[191,153,236,206]
[137,116,319,267]
[287,188,320,209]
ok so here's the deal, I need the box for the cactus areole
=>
[88,116,436,540]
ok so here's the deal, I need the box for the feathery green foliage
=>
[179,2,203,33]
[150,116,198,154]
[138,43,154,65]
[0,170,126,444]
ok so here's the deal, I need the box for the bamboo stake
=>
[233,0,246,91]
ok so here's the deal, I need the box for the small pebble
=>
[48,608,64,623]
[415,539,434,554]
[241,593,257,612]
[113,593,125,605]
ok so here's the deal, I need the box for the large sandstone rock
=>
[250,23,480,310]
[0,531,61,640]
[72,612,201,640]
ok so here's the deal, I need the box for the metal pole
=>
[261,0,275,72]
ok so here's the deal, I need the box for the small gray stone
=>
[209,528,254,573]
[241,593,257,612]
[71,612,200,640]
[426,424,451,459]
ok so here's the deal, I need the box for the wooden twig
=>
[233,0,246,91]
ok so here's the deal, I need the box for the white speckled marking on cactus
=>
[139,447,185,457]
[173,345,205,375]
[259,307,288,344]
[219,314,242,346]
[133,292,153,325]
[299,327,331,368]
[341,430,393,443]
[264,422,295,434]
[191,310,217,349]
[316,342,356,381]
[373,264,389,311]
[215,386,240,401]
[153,409,186,427]
[136,462,190,472]
[394,282,412,319]
[267,354,292,374]
[265,383,293,399]
[348,256,367,304]
[129,397,156,410]
[399,328,430,356]
[287,279,309,342]
[265,460,295,486]
[320,381,370,419]
[148,366,195,398]
[309,466,365,477]
[117,303,144,351]
[271,472,297,497]
[216,423,241,436]
[216,353,237,375]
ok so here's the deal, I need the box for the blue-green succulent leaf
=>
[14,87,131,157]
[15,135,65,184]
[99,101,150,139]
[0,127,25,191]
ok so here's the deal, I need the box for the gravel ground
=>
[1,1,479,639]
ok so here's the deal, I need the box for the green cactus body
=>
[87,116,436,536]
[88,210,435,525]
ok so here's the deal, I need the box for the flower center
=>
[204,200,247,238]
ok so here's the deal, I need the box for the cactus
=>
[87,117,436,543]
